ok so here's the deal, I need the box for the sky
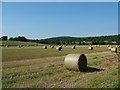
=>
[2,2,118,39]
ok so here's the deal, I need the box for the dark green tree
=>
[1,36,8,41]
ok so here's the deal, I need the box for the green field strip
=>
[88,55,117,66]
[91,54,114,59]
[1,41,43,46]
[2,69,65,87]
[48,63,64,68]
[3,61,44,69]
[3,63,64,79]
[3,58,63,69]
[74,69,118,88]
[88,75,118,88]
[3,72,20,78]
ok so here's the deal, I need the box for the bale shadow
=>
[81,67,104,72]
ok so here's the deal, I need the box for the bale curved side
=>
[51,46,54,48]
[43,46,47,49]
[108,47,112,50]
[64,54,87,71]
[56,46,62,51]
[72,46,75,49]
[88,47,93,50]
[111,48,117,53]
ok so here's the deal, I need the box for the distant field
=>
[2,45,113,62]
[0,41,43,46]
[2,45,118,88]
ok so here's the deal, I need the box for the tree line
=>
[0,35,119,45]
[0,36,28,42]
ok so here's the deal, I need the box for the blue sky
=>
[2,2,118,39]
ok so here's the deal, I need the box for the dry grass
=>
[2,45,118,88]
[2,45,109,62]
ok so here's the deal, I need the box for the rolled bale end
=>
[20,45,22,47]
[51,46,54,48]
[72,46,75,49]
[56,46,62,51]
[49,45,51,47]
[118,45,120,48]
[60,46,62,49]
[64,54,87,72]
[111,48,117,53]
[43,46,47,49]
[7,45,9,47]
[88,47,93,50]
[17,45,21,48]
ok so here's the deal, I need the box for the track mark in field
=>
[87,54,117,66]
[2,51,118,88]
[3,51,111,67]
[2,69,65,88]
[2,56,65,70]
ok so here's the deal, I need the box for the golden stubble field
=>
[2,45,119,88]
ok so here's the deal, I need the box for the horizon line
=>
[27,34,118,40]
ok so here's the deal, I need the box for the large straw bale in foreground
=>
[64,54,87,71]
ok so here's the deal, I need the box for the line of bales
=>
[43,44,119,53]
[1,44,119,72]
[63,44,119,72]
[1,44,119,53]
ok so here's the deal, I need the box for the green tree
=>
[1,36,8,41]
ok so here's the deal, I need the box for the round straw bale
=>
[60,46,62,49]
[27,45,30,47]
[116,45,118,48]
[20,45,23,47]
[64,54,87,71]
[43,46,47,49]
[111,48,117,53]
[63,45,67,47]
[49,45,51,47]
[118,45,120,48]
[88,47,93,50]
[107,45,110,47]
[51,46,54,48]
[18,45,21,48]
[90,45,92,47]
[72,45,75,49]
[7,45,9,47]
[108,47,112,50]
[56,46,62,51]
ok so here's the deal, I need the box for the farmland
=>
[2,45,119,88]
[0,41,44,46]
